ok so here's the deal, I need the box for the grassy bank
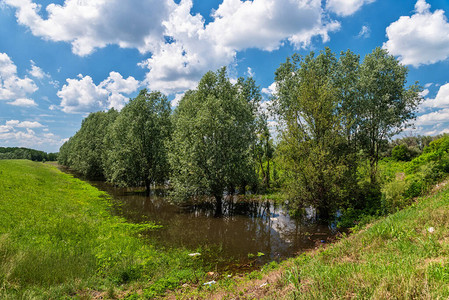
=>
[175,178,449,299]
[0,160,205,299]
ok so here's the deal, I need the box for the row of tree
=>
[59,68,270,215]
[0,147,57,161]
[59,47,422,219]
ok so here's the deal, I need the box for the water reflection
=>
[87,181,339,270]
[58,166,340,271]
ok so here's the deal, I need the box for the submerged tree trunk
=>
[145,178,150,197]
[214,193,223,217]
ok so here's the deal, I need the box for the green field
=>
[0,160,205,299]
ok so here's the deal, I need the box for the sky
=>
[1,0,449,153]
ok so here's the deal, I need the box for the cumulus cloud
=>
[420,83,449,109]
[7,97,38,107]
[6,120,44,128]
[383,0,449,66]
[0,119,62,150]
[57,71,139,113]
[416,108,449,126]
[0,52,38,101]
[5,0,341,95]
[141,0,340,94]
[413,83,449,136]
[2,0,171,56]
[326,0,375,16]
[207,0,340,51]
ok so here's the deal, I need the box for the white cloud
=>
[207,0,340,51]
[261,82,277,96]
[421,83,449,109]
[383,0,449,66]
[357,25,370,38]
[16,121,44,128]
[416,108,449,126]
[0,52,38,101]
[420,89,429,98]
[3,0,171,56]
[6,120,44,128]
[99,71,139,95]
[0,119,61,150]
[413,83,449,136]
[28,60,49,79]
[326,0,375,16]
[246,67,255,78]
[5,0,341,95]
[7,97,38,107]
[141,0,340,94]
[57,71,140,113]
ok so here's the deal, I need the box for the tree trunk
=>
[145,178,150,196]
[214,193,223,217]
[266,159,270,188]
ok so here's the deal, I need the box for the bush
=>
[391,144,412,161]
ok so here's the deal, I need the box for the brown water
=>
[60,167,340,271]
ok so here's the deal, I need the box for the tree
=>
[254,114,274,189]
[104,89,171,195]
[273,49,351,219]
[358,47,422,183]
[58,109,118,178]
[169,68,259,216]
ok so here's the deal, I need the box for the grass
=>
[0,160,206,299]
[272,178,449,299]
[167,178,449,299]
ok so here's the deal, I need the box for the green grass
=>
[281,181,449,299]
[0,160,205,299]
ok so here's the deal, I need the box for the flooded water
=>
[60,167,341,271]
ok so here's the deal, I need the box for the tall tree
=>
[358,47,422,183]
[169,68,259,216]
[58,109,118,178]
[104,89,171,195]
[254,114,274,189]
[274,48,354,219]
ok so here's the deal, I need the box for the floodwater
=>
[60,167,341,271]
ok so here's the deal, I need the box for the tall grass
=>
[283,181,449,299]
[0,160,205,298]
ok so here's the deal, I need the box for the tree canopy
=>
[104,89,171,195]
[169,68,260,215]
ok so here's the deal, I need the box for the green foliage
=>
[357,47,422,182]
[0,147,57,161]
[104,89,171,194]
[59,109,118,178]
[273,47,422,219]
[377,134,449,215]
[391,144,413,161]
[274,48,357,219]
[169,68,259,206]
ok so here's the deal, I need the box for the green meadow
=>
[0,160,205,299]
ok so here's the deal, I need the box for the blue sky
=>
[1,0,449,152]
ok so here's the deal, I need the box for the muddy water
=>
[90,184,340,272]
[60,167,340,271]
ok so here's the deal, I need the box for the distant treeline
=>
[0,147,58,161]
[59,47,427,219]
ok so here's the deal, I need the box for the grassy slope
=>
[173,181,449,299]
[0,160,205,299]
